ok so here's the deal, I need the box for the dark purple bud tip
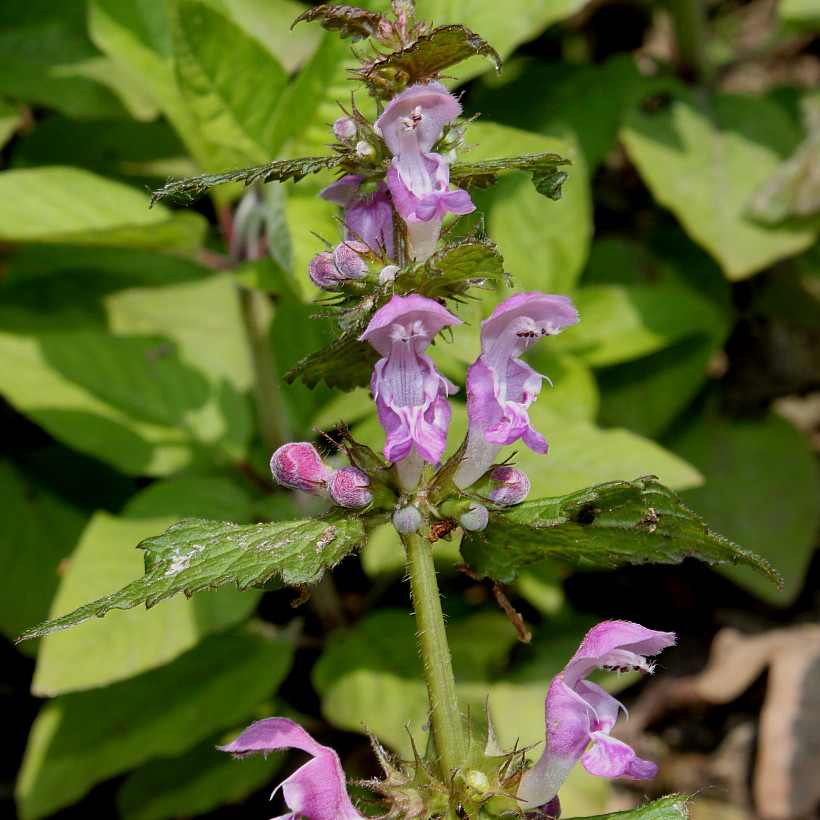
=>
[270,443,331,495]
[525,796,561,820]
[327,467,372,508]
[488,466,531,505]
[333,240,371,279]
[460,502,489,532]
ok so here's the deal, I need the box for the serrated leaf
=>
[568,795,692,820]
[292,3,387,42]
[364,25,501,87]
[150,153,346,204]
[18,514,365,642]
[285,324,379,391]
[403,239,508,297]
[32,478,257,696]
[450,152,570,197]
[461,477,780,585]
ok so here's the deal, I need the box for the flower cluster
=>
[220,621,675,820]
[311,81,474,286]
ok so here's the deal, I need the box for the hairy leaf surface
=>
[462,477,780,585]
[19,514,365,641]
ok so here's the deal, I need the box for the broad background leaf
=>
[0,167,205,249]
[16,629,293,820]
[667,404,820,605]
[621,85,817,280]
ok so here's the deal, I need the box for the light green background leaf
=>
[17,629,293,819]
[621,88,817,280]
[0,167,205,248]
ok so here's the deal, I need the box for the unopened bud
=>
[488,466,530,505]
[460,502,489,532]
[333,240,370,279]
[308,251,343,291]
[327,467,372,508]
[356,140,375,158]
[271,442,330,496]
[392,506,422,534]
[379,264,399,284]
[332,116,357,141]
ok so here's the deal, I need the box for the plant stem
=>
[402,530,466,777]
[668,0,711,84]
[240,287,291,457]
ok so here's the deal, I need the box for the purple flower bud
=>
[270,442,330,497]
[333,116,357,141]
[309,251,344,291]
[327,466,372,508]
[320,175,395,259]
[460,502,489,532]
[517,621,676,811]
[219,717,363,820]
[333,239,370,279]
[393,505,422,534]
[488,466,531,505]
[379,264,399,284]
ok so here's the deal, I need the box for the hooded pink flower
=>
[320,174,395,259]
[454,293,579,489]
[375,82,474,260]
[219,717,363,820]
[517,621,676,812]
[360,295,460,485]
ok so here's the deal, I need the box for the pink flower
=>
[219,717,362,820]
[375,82,474,260]
[454,293,579,489]
[320,174,395,259]
[517,621,676,812]
[360,294,460,488]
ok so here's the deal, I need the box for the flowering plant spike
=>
[15,4,783,820]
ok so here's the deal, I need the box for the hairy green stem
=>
[402,530,466,777]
